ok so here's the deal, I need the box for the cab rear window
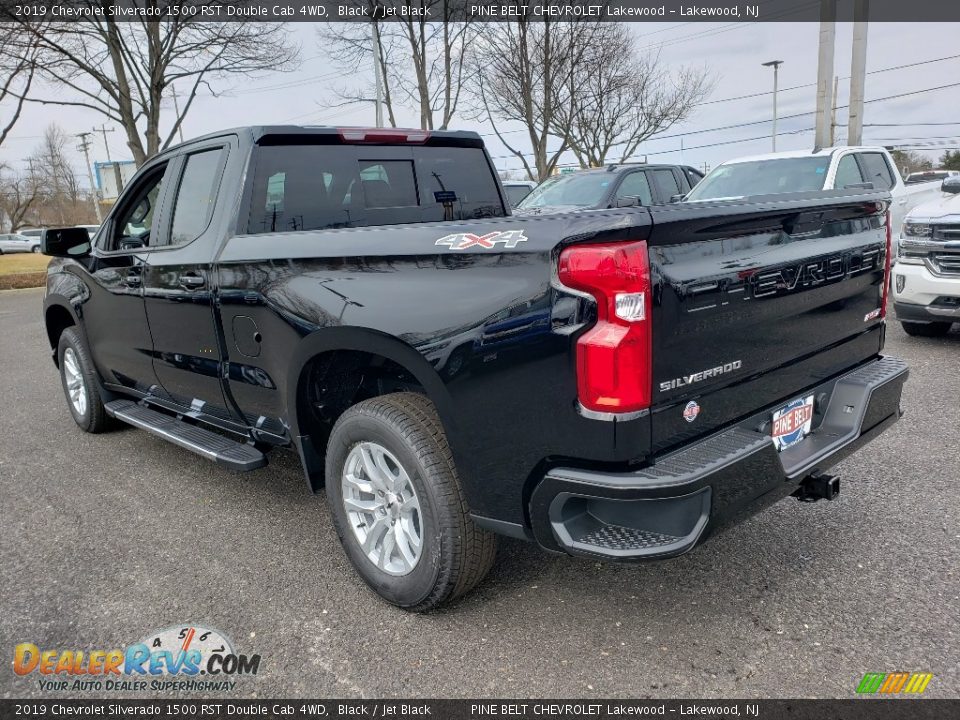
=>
[245,145,505,234]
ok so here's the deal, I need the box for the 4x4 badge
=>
[435,230,528,250]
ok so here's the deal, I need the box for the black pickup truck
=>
[42,126,907,611]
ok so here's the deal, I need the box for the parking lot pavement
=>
[1,285,957,699]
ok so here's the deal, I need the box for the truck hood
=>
[905,191,960,222]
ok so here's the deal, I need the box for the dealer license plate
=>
[771,394,815,452]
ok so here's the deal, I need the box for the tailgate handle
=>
[783,212,825,237]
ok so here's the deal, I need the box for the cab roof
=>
[161,125,485,154]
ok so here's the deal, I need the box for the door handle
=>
[178,273,205,289]
[124,272,142,287]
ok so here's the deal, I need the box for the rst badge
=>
[435,230,528,250]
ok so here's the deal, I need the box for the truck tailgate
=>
[647,193,890,454]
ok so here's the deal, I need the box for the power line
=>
[696,54,960,108]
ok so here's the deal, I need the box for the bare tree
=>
[0,26,39,148]
[554,27,714,167]
[37,125,81,218]
[0,162,40,232]
[2,8,299,165]
[468,16,609,181]
[317,12,400,127]
[320,0,476,130]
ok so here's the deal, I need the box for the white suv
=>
[893,176,960,336]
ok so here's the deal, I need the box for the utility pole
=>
[814,0,837,149]
[170,85,186,144]
[830,75,839,145]
[75,132,102,224]
[847,0,870,145]
[371,23,384,127]
[94,123,123,199]
[95,123,115,162]
[762,60,784,152]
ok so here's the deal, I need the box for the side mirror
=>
[942,177,960,195]
[670,193,686,203]
[615,196,640,208]
[42,228,91,258]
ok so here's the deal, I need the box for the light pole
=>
[762,60,784,152]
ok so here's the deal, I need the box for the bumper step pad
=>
[105,399,266,472]
[578,525,680,552]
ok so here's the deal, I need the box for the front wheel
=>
[901,321,951,337]
[325,392,497,611]
[58,327,112,433]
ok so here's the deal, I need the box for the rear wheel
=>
[900,320,951,337]
[325,392,497,611]
[58,327,112,433]
[31,245,41,253]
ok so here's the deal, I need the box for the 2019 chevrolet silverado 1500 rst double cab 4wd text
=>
[42,127,908,611]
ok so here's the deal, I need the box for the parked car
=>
[0,232,40,254]
[905,169,959,185]
[42,125,906,611]
[892,175,960,336]
[14,228,45,252]
[685,147,942,258]
[515,164,703,214]
[501,180,537,208]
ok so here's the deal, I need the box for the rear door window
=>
[168,148,226,246]
[859,153,895,190]
[650,169,682,201]
[504,185,532,207]
[246,144,505,234]
[834,154,864,188]
[617,172,653,205]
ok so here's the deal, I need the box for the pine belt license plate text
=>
[771,394,815,452]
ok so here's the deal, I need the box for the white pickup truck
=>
[892,176,960,336]
[685,147,942,246]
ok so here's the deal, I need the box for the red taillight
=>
[881,210,892,319]
[337,128,430,144]
[558,240,652,414]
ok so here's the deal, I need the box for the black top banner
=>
[1,0,960,23]
[2,700,959,720]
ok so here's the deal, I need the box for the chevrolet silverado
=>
[41,126,907,611]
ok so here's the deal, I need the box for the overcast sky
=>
[2,20,958,182]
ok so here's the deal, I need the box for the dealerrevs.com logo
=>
[13,624,261,693]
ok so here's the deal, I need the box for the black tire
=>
[58,327,112,433]
[900,321,951,337]
[442,344,471,379]
[325,392,497,611]
[31,245,41,253]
